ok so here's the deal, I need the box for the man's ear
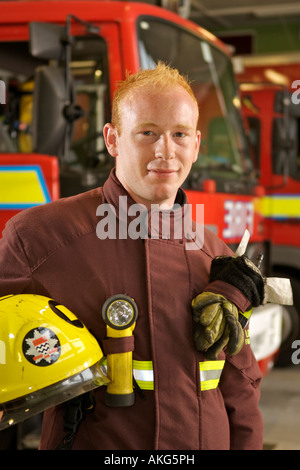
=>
[192,130,201,163]
[103,123,119,157]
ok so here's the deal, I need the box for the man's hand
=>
[209,255,265,308]
[191,253,264,359]
[192,229,293,359]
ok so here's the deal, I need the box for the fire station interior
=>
[1,0,300,450]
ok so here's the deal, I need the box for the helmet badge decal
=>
[23,327,61,366]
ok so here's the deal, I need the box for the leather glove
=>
[192,227,293,359]
[209,253,265,329]
[192,252,264,359]
[192,292,244,359]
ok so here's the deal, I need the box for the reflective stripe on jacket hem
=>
[199,360,225,391]
[133,359,225,392]
[133,360,154,390]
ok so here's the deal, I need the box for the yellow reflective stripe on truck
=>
[259,195,300,219]
[0,165,51,209]
[199,360,225,391]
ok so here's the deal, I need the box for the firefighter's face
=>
[104,86,200,209]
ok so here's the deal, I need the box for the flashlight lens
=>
[107,300,134,327]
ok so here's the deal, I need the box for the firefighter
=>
[0,62,264,449]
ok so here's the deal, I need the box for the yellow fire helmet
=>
[0,294,109,430]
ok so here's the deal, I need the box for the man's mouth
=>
[147,168,178,176]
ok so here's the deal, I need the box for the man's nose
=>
[154,134,175,159]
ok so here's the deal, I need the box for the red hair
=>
[111,61,198,133]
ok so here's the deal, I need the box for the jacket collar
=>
[102,169,201,247]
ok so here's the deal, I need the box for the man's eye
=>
[174,132,185,138]
[142,131,153,136]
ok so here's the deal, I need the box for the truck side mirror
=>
[272,117,298,177]
[29,22,65,60]
[29,17,97,160]
[32,66,71,157]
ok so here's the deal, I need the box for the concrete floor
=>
[260,365,300,450]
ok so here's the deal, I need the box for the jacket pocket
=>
[225,328,262,385]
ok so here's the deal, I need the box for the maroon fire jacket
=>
[0,170,263,450]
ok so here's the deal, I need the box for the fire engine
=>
[0,1,283,388]
[240,78,300,365]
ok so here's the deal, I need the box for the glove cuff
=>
[209,255,264,308]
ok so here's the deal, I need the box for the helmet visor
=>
[0,361,109,430]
